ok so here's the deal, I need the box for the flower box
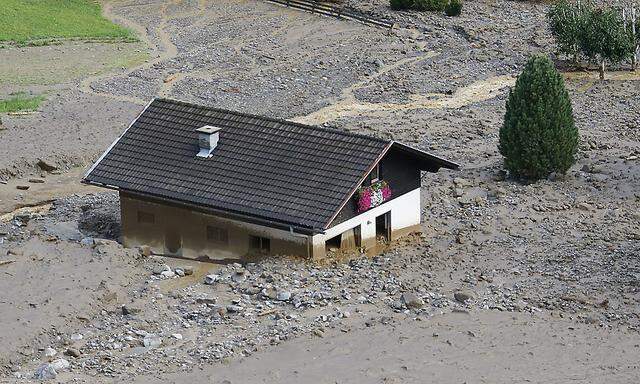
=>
[356,180,392,213]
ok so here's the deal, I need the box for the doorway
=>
[375,211,390,243]
[325,225,362,252]
[164,229,183,256]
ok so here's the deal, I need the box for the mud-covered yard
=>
[0,0,639,382]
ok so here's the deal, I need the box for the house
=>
[82,98,458,260]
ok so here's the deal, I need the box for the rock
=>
[37,159,58,172]
[171,333,183,340]
[80,237,94,247]
[43,347,57,357]
[276,290,292,301]
[182,266,194,275]
[231,271,247,283]
[585,316,599,324]
[28,178,45,184]
[226,304,243,313]
[13,213,31,224]
[152,264,171,275]
[204,274,219,285]
[174,268,185,277]
[458,187,487,206]
[400,292,423,309]
[70,333,83,341]
[262,286,278,300]
[160,270,176,278]
[50,358,70,371]
[577,202,592,211]
[143,334,162,348]
[16,185,29,190]
[139,245,152,257]
[454,290,475,303]
[64,348,81,358]
[34,364,57,380]
[121,305,141,316]
[7,248,23,256]
[195,297,217,305]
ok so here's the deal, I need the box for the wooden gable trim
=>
[322,141,393,229]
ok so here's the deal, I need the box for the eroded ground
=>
[0,0,639,382]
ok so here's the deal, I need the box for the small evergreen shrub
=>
[390,0,414,10]
[413,0,448,12]
[445,0,462,16]
[499,55,578,180]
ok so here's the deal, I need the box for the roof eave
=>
[82,180,323,236]
[390,141,460,171]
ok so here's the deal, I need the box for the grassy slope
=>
[0,94,45,113]
[0,0,134,44]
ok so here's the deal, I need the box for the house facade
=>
[83,98,457,260]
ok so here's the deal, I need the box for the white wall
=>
[312,188,421,248]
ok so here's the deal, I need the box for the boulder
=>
[37,158,58,172]
[143,334,162,348]
[276,290,292,301]
[400,292,424,309]
[34,364,57,380]
[454,290,475,303]
[204,274,219,285]
[80,237,94,247]
[121,305,141,316]
[152,264,171,275]
[70,333,83,341]
[43,347,57,357]
[64,348,81,358]
[50,358,70,371]
[231,271,247,283]
[160,270,176,278]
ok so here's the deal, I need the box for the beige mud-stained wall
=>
[120,192,310,260]
[120,187,421,260]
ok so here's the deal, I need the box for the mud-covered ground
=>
[0,0,639,382]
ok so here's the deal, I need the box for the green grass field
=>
[0,0,134,44]
[0,93,45,113]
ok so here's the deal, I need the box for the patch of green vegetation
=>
[0,93,45,113]
[0,0,135,45]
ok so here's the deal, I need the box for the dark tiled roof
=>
[84,98,457,232]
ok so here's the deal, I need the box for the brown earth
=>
[0,0,639,382]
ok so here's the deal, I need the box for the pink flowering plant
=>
[356,180,392,212]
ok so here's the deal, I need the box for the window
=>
[207,225,228,245]
[249,235,270,254]
[137,211,155,224]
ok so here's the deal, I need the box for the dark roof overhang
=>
[390,142,460,172]
[81,180,323,236]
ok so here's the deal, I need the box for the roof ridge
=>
[153,97,391,144]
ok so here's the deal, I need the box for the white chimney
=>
[195,125,222,158]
